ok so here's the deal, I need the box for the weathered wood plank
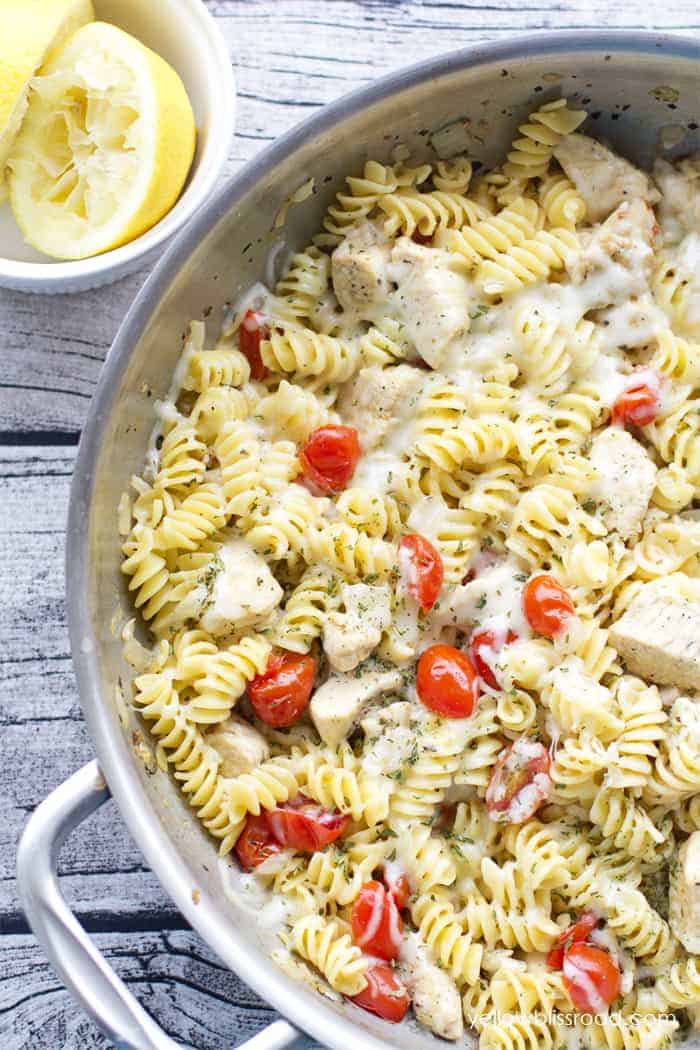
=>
[0,932,319,1049]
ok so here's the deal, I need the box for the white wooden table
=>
[2,2,699,1046]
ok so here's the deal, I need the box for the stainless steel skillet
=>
[17,29,700,1050]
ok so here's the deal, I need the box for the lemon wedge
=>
[0,0,95,202]
[8,21,197,260]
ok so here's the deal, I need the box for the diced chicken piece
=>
[337,364,425,452]
[322,582,392,672]
[553,133,659,223]
[593,293,668,352]
[589,428,657,540]
[360,701,419,778]
[669,831,700,953]
[200,538,283,637]
[399,933,464,1041]
[331,221,391,314]
[433,555,530,637]
[206,716,270,777]
[654,156,700,243]
[310,666,403,748]
[568,198,658,292]
[609,577,700,689]
[389,238,472,368]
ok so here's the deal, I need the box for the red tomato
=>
[399,533,444,612]
[248,652,315,727]
[485,738,552,824]
[416,644,480,718]
[469,628,519,690]
[351,881,403,961]
[562,942,621,1013]
[238,309,269,380]
[523,574,575,638]
[299,425,361,493]
[234,813,282,870]
[383,868,411,911]
[265,795,349,852]
[350,964,410,1023]
[612,377,659,427]
[546,912,600,970]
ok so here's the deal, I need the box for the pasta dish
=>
[119,97,700,1048]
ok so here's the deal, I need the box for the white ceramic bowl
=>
[0,0,235,294]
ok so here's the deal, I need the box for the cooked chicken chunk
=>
[322,582,392,672]
[310,667,403,748]
[389,238,472,368]
[567,198,658,290]
[654,156,700,243]
[331,221,391,314]
[589,427,657,539]
[337,363,425,452]
[609,577,700,689]
[207,716,270,777]
[200,538,283,637]
[399,933,464,1041]
[669,831,700,954]
[554,133,659,223]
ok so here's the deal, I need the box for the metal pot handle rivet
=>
[17,761,300,1050]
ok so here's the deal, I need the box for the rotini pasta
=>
[121,103,698,1044]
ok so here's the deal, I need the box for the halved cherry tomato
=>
[383,868,411,911]
[235,813,282,870]
[485,738,552,824]
[399,533,444,612]
[523,574,575,638]
[239,309,269,380]
[300,425,361,493]
[612,376,659,427]
[416,644,480,718]
[248,652,315,727]
[351,880,403,961]
[547,911,599,970]
[562,942,621,1013]
[469,628,519,690]
[265,795,349,852]
[350,963,410,1023]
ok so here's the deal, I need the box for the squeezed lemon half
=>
[0,0,95,202]
[8,21,197,260]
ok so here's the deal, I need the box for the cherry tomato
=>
[265,795,349,852]
[383,868,411,911]
[248,652,315,728]
[299,425,361,493]
[235,813,282,870]
[562,942,621,1013]
[547,912,600,970]
[238,309,269,380]
[612,377,659,427]
[469,628,519,690]
[416,644,480,718]
[350,964,410,1023]
[399,533,444,612]
[351,880,403,961]
[485,738,552,824]
[523,574,575,638]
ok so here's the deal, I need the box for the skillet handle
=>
[17,761,300,1050]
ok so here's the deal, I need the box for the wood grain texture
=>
[1,1,697,1047]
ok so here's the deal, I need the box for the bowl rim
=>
[0,0,235,287]
[68,29,700,1049]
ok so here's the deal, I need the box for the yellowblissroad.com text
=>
[465,1011,677,1027]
